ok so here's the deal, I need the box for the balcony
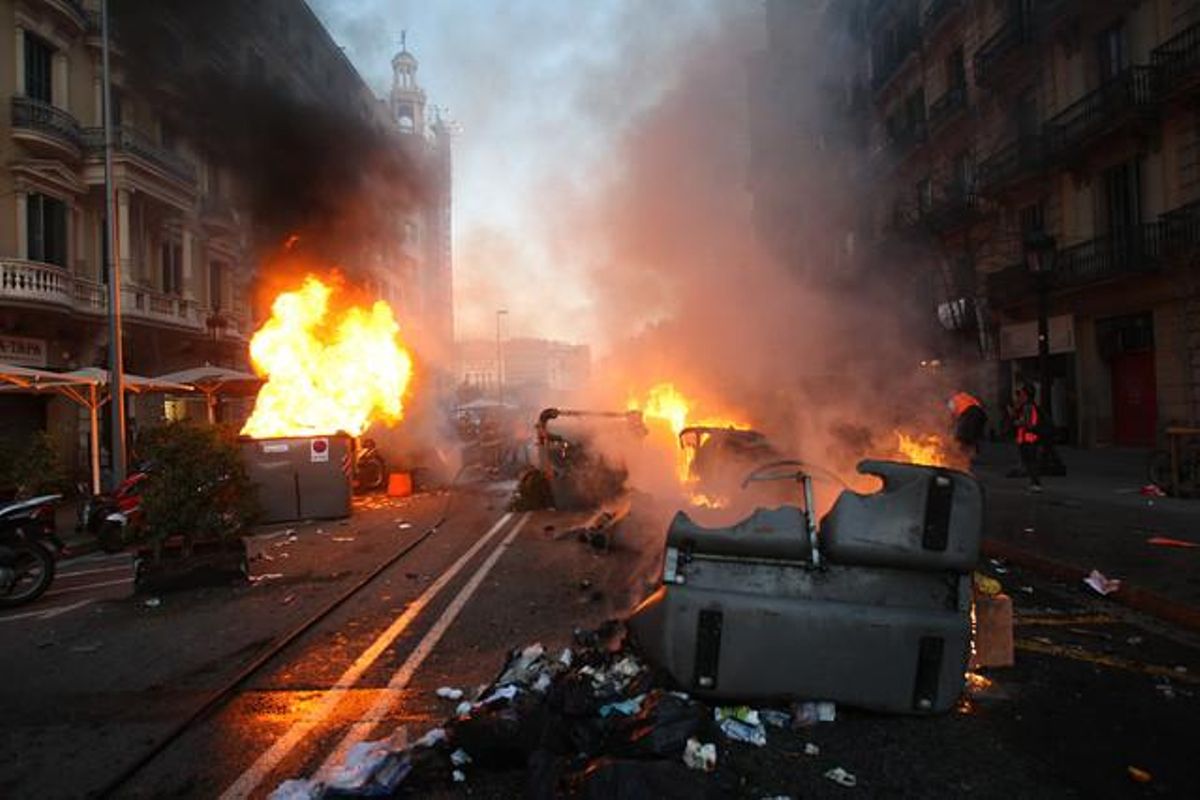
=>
[926,83,966,132]
[200,195,238,231]
[923,0,963,36]
[923,184,981,234]
[41,0,88,32]
[10,96,83,158]
[976,135,1044,195]
[83,125,197,185]
[1152,21,1200,99]
[1043,67,1159,158]
[1159,199,1200,259]
[973,13,1032,89]
[887,117,927,158]
[872,22,920,93]
[0,259,74,310]
[1054,224,1164,288]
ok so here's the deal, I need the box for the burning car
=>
[678,425,780,501]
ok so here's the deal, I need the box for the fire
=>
[241,275,414,439]
[627,382,748,487]
[894,430,953,467]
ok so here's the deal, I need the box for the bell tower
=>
[390,31,426,135]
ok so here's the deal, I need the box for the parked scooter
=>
[354,438,388,493]
[77,465,151,553]
[0,494,61,607]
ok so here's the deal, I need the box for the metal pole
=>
[1036,272,1052,426]
[102,0,126,485]
[89,385,101,495]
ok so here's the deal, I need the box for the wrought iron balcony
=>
[10,96,83,153]
[83,125,197,184]
[1152,21,1200,99]
[973,13,1032,88]
[887,117,927,156]
[976,135,1044,194]
[1054,224,1164,288]
[1043,67,1159,157]
[1159,199,1200,259]
[926,83,966,131]
[871,21,920,92]
[923,184,980,234]
[923,0,963,35]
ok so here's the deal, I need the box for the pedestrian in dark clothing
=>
[1009,384,1042,491]
[948,391,987,455]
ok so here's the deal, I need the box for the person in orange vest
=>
[1008,383,1042,492]
[948,390,987,455]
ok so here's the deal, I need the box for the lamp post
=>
[496,309,508,404]
[1023,231,1056,431]
[101,0,127,485]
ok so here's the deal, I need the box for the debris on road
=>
[682,737,717,771]
[1146,536,1199,549]
[1083,570,1122,596]
[1127,765,1153,783]
[249,573,284,584]
[1140,484,1166,498]
[143,597,162,608]
[435,686,464,701]
[824,766,857,787]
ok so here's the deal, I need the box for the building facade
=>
[863,0,1200,447]
[455,337,592,404]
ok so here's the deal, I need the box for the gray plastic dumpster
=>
[240,435,353,523]
[629,460,982,714]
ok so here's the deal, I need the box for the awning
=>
[154,366,262,423]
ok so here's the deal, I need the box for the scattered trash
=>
[316,528,326,535]
[599,695,644,717]
[1083,569,1121,596]
[249,573,285,584]
[1019,586,1034,594]
[989,558,1009,574]
[1127,766,1153,783]
[759,709,790,728]
[281,594,296,606]
[792,700,836,726]
[824,767,857,787]
[454,700,473,716]
[1146,536,1199,549]
[436,686,464,701]
[451,769,466,783]
[715,707,767,747]
[414,727,446,748]
[1127,636,1144,645]
[331,536,355,543]
[255,552,275,562]
[268,778,319,800]
[804,742,821,756]
[1155,683,1176,700]
[397,522,413,530]
[449,748,472,767]
[1140,484,1166,498]
[682,737,717,771]
[324,736,411,793]
[1175,665,1189,674]
[143,597,161,608]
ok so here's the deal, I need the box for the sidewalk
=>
[974,442,1200,631]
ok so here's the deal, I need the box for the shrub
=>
[137,422,257,546]
[0,431,67,499]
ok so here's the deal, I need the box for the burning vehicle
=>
[512,407,647,511]
[678,425,780,503]
[629,458,982,713]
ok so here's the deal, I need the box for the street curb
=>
[982,538,1200,635]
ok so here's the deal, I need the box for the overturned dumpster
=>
[628,459,982,714]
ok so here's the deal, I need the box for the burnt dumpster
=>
[240,434,353,523]
[628,459,982,714]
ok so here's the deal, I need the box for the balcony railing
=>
[872,22,920,92]
[1159,199,1200,258]
[926,83,966,131]
[1043,67,1158,157]
[11,96,83,152]
[1152,21,1200,97]
[923,0,963,34]
[83,125,197,184]
[974,13,1032,88]
[976,135,1044,194]
[0,259,74,308]
[1054,224,1164,288]
[923,184,980,233]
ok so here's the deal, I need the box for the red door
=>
[1111,350,1157,446]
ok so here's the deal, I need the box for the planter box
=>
[133,536,248,594]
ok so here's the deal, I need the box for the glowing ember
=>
[241,275,414,439]
[894,430,952,467]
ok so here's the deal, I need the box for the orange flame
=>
[240,275,414,439]
[627,382,748,486]
[894,430,953,467]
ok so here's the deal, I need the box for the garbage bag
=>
[606,690,707,759]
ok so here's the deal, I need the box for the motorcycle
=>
[354,438,388,493]
[78,465,151,553]
[0,494,60,608]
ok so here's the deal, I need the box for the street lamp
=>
[1023,231,1056,432]
[101,0,127,485]
[496,309,508,404]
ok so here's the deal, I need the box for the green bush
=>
[0,431,66,499]
[138,422,258,546]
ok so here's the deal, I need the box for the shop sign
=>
[0,335,47,367]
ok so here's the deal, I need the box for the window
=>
[160,240,183,294]
[1019,202,1045,236]
[916,178,932,214]
[951,151,973,194]
[209,261,225,310]
[946,47,965,90]
[1098,21,1128,81]
[27,193,67,266]
[24,32,53,103]
[1103,159,1141,233]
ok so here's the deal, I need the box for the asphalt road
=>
[2,485,1198,798]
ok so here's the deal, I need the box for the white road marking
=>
[317,512,531,776]
[0,598,92,623]
[41,577,132,598]
[219,512,516,800]
[61,552,132,567]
